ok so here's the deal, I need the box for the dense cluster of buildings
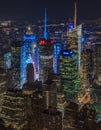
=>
[0,12,101,130]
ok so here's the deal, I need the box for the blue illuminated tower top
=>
[43,8,48,39]
[24,26,36,41]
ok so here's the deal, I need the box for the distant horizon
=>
[0,17,101,25]
[0,14,100,23]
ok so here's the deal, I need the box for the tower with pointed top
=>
[43,8,48,39]
[74,0,77,28]
[39,9,54,83]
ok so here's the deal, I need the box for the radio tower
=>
[43,8,48,39]
[74,0,77,28]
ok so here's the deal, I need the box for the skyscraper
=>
[4,52,11,71]
[66,25,84,104]
[22,63,43,130]
[10,41,22,89]
[39,9,54,83]
[0,68,6,112]
[53,42,62,74]
[92,42,101,87]
[39,38,54,83]
[20,27,39,89]
[0,89,25,130]
[43,82,57,109]
[90,42,101,120]
[1,63,43,130]
[60,49,80,101]
[42,106,62,130]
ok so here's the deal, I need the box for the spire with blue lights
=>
[43,8,48,39]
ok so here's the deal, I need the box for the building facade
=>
[42,106,62,130]
[60,50,80,101]
[20,27,39,89]
[39,39,54,83]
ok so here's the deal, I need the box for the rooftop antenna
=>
[74,0,77,28]
[43,8,48,39]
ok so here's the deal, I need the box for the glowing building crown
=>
[26,26,33,35]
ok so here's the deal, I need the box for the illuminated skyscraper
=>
[11,41,22,89]
[39,39,54,83]
[90,42,101,120]
[92,42,101,87]
[66,25,84,103]
[0,68,6,112]
[4,52,11,71]
[67,24,82,72]
[39,9,54,83]
[53,42,61,74]
[20,27,39,89]
[0,90,25,129]
[60,50,80,101]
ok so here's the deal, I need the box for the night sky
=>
[0,0,101,22]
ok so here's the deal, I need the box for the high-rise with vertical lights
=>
[90,42,101,121]
[60,49,80,101]
[4,52,11,71]
[66,25,83,103]
[20,27,39,89]
[92,43,101,88]
[39,38,54,83]
[53,42,62,74]
[11,41,22,89]
[39,9,54,83]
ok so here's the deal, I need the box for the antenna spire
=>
[43,8,48,39]
[74,0,77,28]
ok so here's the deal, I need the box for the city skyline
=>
[0,1,101,129]
[0,0,101,22]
